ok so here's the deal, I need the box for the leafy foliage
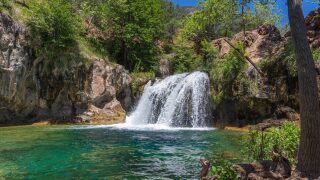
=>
[85,0,165,72]
[130,72,155,95]
[312,49,320,61]
[169,44,202,73]
[260,41,297,78]
[210,161,239,180]
[0,0,11,12]
[200,40,219,71]
[210,42,255,104]
[243,1,281,30]
[181,0,238,42]
[27,0,81,50]
[242,121,300,164]
[26,0,83,75]
[162,1,192,42]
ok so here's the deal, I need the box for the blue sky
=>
[173,0,318,26]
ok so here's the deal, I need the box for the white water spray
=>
[126,72,213,128]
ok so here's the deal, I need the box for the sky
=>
[172,0,318,26]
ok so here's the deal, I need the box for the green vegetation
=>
[180,0,280,49]
[243,1,281,30]
[242,122,300,164]
[210,43,257,104]
[260,41,297,78]
[24,0,83,75]
[312,49,320,61]
[169,44,202,73]
[77,0,166,72]
[130,72,156,95]
[181,0,238,43]
[0,0,11,12]
[210,161,239,180]
[4,0,282,76]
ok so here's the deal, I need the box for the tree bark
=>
[287,0,320,178]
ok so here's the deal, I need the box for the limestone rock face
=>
[88,60,132,118]
[212,24,283,63]
[159,57,170,78]
[0,13,132,124]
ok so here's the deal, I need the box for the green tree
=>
[210,42,249,103]
[27,0,82,74]
[181,0,238,44]
[0,0,11,12]
[101,0,165,72]
[244,0,281,30]
[162,1,192,43]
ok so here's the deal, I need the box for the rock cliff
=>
[211,21,320,127]
[0,13,132,124]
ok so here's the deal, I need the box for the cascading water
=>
[126,71,213,128]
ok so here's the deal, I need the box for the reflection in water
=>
[0,125,244,179]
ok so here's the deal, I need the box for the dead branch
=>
[223,38,265,77]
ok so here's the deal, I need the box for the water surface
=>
[0,125,244,179]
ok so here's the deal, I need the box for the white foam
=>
[68,123,216,132]
[126,71,213,128]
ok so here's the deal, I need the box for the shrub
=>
[169,45,202,73]
[27,0,81,51]
[260,41,297,78]
[210,161,239,180]
[200,40,218,71]
[0,0,11,12]
[26,0,83,75]
[130,72,155,95]
[242,121,300,164]
[312,49,320,62]
[210,42,255,104]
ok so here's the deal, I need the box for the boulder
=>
[211,24,283,63]
[235,158,291,180]
[90,60,132,111]
[274,106,300,121]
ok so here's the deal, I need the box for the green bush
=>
[312,49,320,62]
[210,42,254,104]
[0,0,11,12]
[169,45,202,73]
[27,0,81,51]
[260,41,297,78]
[130,72,155,95]
[200,40,218,71]
[242,121,300,164]
[210,161,239,180]
[26,0,83,75]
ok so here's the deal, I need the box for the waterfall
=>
[126,72,213,128]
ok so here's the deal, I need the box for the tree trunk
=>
[287,0,320,178]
